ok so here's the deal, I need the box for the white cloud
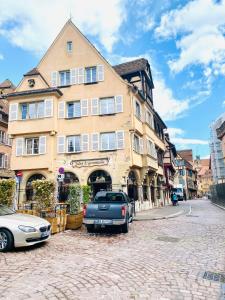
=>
[0,54,3,60]
[155,0,225,75]
[0,0,126,54]
[167,127,209,146]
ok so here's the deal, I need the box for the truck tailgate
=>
[86,203,124,220]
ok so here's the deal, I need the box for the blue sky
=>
[1,0,225,159]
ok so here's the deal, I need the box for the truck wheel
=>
[86,225,95,233]
[0,229,14,252]
[121,219,129,233]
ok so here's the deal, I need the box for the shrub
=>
[67,184,82,214]
[32,180,55,211]
[82,185,91,205]
[0,179,16,207]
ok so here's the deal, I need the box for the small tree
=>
[32,180,55,211]
[82,185,91,205]
[67,184,81,214]
[0,179,16,207]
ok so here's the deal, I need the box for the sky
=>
[1,0,225,159]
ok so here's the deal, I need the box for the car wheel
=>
[0,229,13,252]
[121,219,129,233]
[86,225,95,233]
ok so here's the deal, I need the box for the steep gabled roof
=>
[0,79,15,89]
[113,58,148,76]
[24,67,40,77]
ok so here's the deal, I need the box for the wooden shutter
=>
[9,103,18,121]
[57,136,65,153]
[116,131,124,149]
[51,71,58,87]
[78,67,84,84]
[81,134,89,152]
[92,133,99,151]
[81,99,88,116]
[58,101,65,119]
[70,68,77,85]
[39,136,46,154]
[97,65,104,81]
[115,95,123,113]
[16,138,24,156]
[4,154,8,169]
[44,99,53,117]
[140,137,144,154]
[91,98,99,115]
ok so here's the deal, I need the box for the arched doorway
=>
[58,172,79,202]
[88,170,112,197]
[127,171,138,201]
[26,174,46,201]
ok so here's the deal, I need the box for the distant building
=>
[195,158,212,197]
[210,114,225,183]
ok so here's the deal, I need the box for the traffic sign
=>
[57,174,65,182]
[16,171,23,177]
[58,167,65,174]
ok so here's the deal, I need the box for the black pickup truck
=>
[83,191,134,233]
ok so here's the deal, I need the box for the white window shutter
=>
[70,68,77,85]
[115,95,123,113]
[81,134,89,152]
[51,71,58,87]
[132,133,135,151]
[78,67,84,84]
[16,138,24,156]
[91,98,99,115]
[140,138,144,154]
[39,136,46,154]
[3,154,7,169]
[58,101,65,119]
[57,136,65,153]
[44,99,53,118]
[97,65,104,81]
[116,131,124,149]
[9,103,18,121]
[92,133,99,151]
[81,99,88,116]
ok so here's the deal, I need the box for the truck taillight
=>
[121,205,126,217]
[83,205,87,217]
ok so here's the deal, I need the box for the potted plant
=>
[0,179,16,207]
[82,185,91,206]
[66,184,83,230]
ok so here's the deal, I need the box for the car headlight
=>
[18,225,37,233]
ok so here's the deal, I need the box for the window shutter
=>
[97,65,104,81]
[91,98,99,115]
[132,133,135,151]
[115,95,123,113]
[16,138,24,156]
[70,68,77,85]
[44,99,53,118]
[51,71,58,87]
[81,99,88,116]
[140,138,144,154]
[57,136,65,153]
[116,131,124,149]
[58,101,65,119]
[78,67,84,84]
[92,133,99,151]
[9,103,18,121]
[81,134,89,152]
[4,154,8,169]
[39,136,46,154]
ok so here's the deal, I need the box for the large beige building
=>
[7,20,167,211]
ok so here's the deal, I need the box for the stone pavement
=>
[1,199,225,300]
[134,202,189,220]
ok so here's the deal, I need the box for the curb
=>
[134,209,185,221]
[211,202,225,211]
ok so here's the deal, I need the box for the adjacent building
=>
[7,20,168,211]
[195,158,212,197]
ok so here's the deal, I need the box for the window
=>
[67,101,81,118]
[85,67,97,83]
[147,140,157,158]
[67,136,81,153]
[135,101,141,119]
[99,97,115,115]
[0,154,4,168]
[25,138,39,155]
[67,41,72,53]
[21,101,45,120]
[100,132,116,150]
[59,70,70,86]
[133,135,140,153]
[0,131,6,144]
[146,111,154,128]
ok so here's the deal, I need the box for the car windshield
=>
[172,188,182,193]
[94,193,126,203]
[0,205,15,216]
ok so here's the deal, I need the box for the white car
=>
[0,204,51,252]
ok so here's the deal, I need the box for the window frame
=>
[133,135,140,153]
[25,137,39,155]
[20,101,45,120]
[99,97,115,115]
[100,132,116,151]
[67,101,81,118]
[67,41,73,53]
[85,66,97,84]
[67,135,81,153]
[135,101,141,120]
[59,70,71,86]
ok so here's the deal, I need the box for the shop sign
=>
[70,158,109,168]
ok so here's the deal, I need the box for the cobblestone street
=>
[1,199,225,300]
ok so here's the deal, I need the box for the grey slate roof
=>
[113,58,148,76]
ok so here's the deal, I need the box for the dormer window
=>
[67,41,73,53]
